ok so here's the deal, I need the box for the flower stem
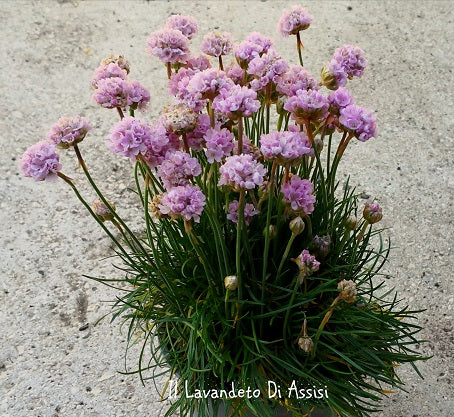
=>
[116,107,124,120]
[182,133,190,153]
[283,275,302,347]
[235,189,246,326]
[166,62,172,79]
[237,117,244,154]
[276,233,297,281]
[296,32,304,66]
[218,56,224,71]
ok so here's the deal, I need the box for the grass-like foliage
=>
[20,6,427,417]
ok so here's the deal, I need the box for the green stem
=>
[296,32,304,66]
[237,117,244,154]
[275,233,297,281]
[283,276,302,347]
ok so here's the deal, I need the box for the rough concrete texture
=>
[0,0,452,416]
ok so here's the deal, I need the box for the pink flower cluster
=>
[260,130,312,164]
[92,63,150,111]
[363,202,383,224]
[20,141,62,181]
[327,87,354,114]
[227,200,259,225]
[212,85,260,119]
[147,28,190,64]
[247,49,289,92]
[157,150,201,189]
[276,65,319,97]
[294,249,320,283]
[281,175,315,214]
[166,14,198,39]
[284,89,329,122]
[278,5,313,37]
[47,116,92,149]
[204,127,234,163]
[218,154,266,190]
[158,184,206,222]
[326,44,367,90]
[108,116,151,160]
[235,32,273,68]
[339,104,377,141]
[201,32,233,57]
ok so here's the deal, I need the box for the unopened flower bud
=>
[337,279,357,303]
[92,198,116,222]
[345,214,357,230]
[224,275,238,291]
[312,235,331,258]
[363,202,383,224]
[320,66,337,91]
[298,336,313,353]
[289,216,305,235]
[263,224,277,239]
[101,54,130,74]
[314,137,324,153]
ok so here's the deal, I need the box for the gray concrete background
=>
[0,1,452,416]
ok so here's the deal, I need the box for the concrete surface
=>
[0,1,452,416]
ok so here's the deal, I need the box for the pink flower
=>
[204,127,234,163]
[227,200,259,225]
[157,151,201,189]
[158,184,206,222]
[20,141,62,181]
[260,130,312,164]
[201,32,233,57]
[127,80,151,111]
[293,249,320,283]
[93,77,131,109]
[91,63,127,89]
[108,116,151,160]
[47,116,92,149]
[218,154,266,190]
[187,68,234,101]
[281,175,315,214]
[284,89,329,122]
[166,14,198,39]
[212,84,260,119]
[339,104,377,142]
[276,65,319,97]
[186,114,211,151]
[247,49,289,92]
[147,28,189,64]
[278,5,313,37]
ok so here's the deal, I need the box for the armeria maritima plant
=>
[20,5,426,417]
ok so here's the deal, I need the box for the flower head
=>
[166,14,198,39]
[224,275,238,291]
[327,87,354,114]
[108,116,152,160]
[157,150,201,189]
[162,101,198,134]
[158,184,206,222]
[247,49,289,92]
[186,114,211,151]
[235,32,272,68]
[337,279,357,303]
[143,118,181,168]
[339,104,377,141]
[218,154,266,190]
[47,116,92,149]
[100,55,130,73]
[92,198,116,222]
[278,5,313,36]
[93,77,131,109]
[332,44,367,79]
[127,80,151,111]
[363,201,383,224]
[312,235,331,258]
[147,28,190,64]
[20,141,62,181]
[204,127,234,163]
[281,175,315,214]
[168,68,206,112]
[293,249,320,284]
[212,84,260,119]
[201,32,233,57]
[260,130,312,164]
[245,32,273,54]
[187,68,234,101]
[284,89,329,123]
[276,65,319,97]
[186,54,212,71]
[226,200,259,225]
[91,63,128,89]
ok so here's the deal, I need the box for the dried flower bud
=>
[224,275,238,291]
[345,214,357,230]
[148,194,167,220]
[363,202,383,224]
[337,279,357,303]
[289,216,305,235]
[162,102,198,135]
[298,336,313,353]
[101,54,130,74]
[92,198,116,222]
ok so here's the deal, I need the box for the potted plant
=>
[19,5,426,417]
